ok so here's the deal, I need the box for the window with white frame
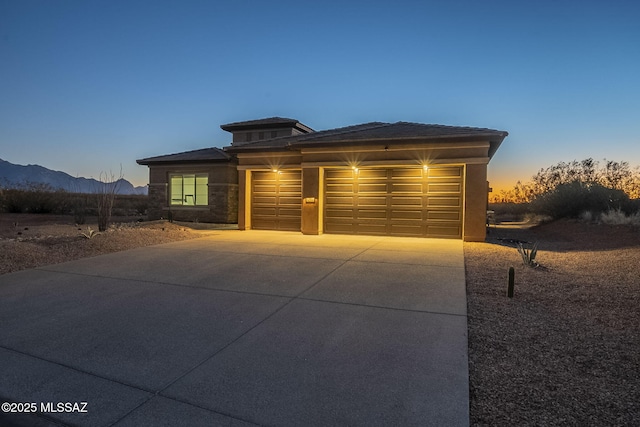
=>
[170,174,208,206]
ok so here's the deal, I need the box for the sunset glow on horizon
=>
[1,1,638,189]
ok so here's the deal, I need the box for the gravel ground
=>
[0,214,215,275]
[465,220,640,426]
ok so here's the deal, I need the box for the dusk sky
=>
[1,0,638,191]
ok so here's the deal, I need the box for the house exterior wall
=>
[463,163,488,242]
[145,162,238,223]
[232,127,309,146]
[236,139,493,240]
[238,169,249,230]
[301,167,321,235]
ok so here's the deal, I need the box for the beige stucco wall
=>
[237,169,249,230]
[301,167,321,235]
[463,163,489,241]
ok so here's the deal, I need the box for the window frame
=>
[169,173,209,206]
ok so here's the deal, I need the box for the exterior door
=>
[324,166,463,238]
[251,170,302,231]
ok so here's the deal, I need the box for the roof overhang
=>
[220,117,314,134]
[226,132,507,159]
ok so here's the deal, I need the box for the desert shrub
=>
[580,211,595,222]
[493,158,640,203]
[0,185,68,213]
[113,194,148,215]
[0,185,148,219]
[600,209,640,226]
[531,181,633,220]
[488,202,532,222]
[68,193,90,224]
[1,189,25,213]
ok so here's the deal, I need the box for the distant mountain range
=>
[0,158,147,195]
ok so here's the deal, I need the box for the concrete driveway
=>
[0,230,468,426]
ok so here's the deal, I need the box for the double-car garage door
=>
[324,166,463,238]
[251,166,463,238]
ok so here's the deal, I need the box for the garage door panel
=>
[253,207,278,215]
[278,196,301,205]
[278,183,301,189]
[428,183,462,193]
[324,166,463,238]
[358,223,388,234]
[251,170,301,231]
[326,183,354,192]
[252,218,277,230]
[390,210,423,220]
[427,197,461,208]
[357,197,386,206]
[326,170,353,179]
[427,210,461,221]
[357,209,387,219]
[252,172,273,180]
[274,220,301,231]
[325,209,354,219]
[277,208,302,217]
[359,170,387,179]
[253,196,278,205]
[253,184,277,193]
[391,224,424,235]
[326,196,356,205]
[325,222,357,233]
[391,196,423,206]
[391,183,423,192]
[278,171,301,179]
[428,167,463,178]
[392,168,423,178]
[358,183,387,193]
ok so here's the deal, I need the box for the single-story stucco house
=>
[137,117,507,241]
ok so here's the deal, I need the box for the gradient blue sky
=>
[1,0,638,190]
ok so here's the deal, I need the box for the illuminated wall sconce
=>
[423,165,429,171]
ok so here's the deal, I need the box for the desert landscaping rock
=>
[0,214,210,275]
[465,219,640,426]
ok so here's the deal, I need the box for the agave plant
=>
[80,226,100,240]
[516,241,539,267]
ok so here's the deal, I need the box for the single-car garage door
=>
[324,166,463,238]
[251,170,302,231]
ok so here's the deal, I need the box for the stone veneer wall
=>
[145,162,238,223]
